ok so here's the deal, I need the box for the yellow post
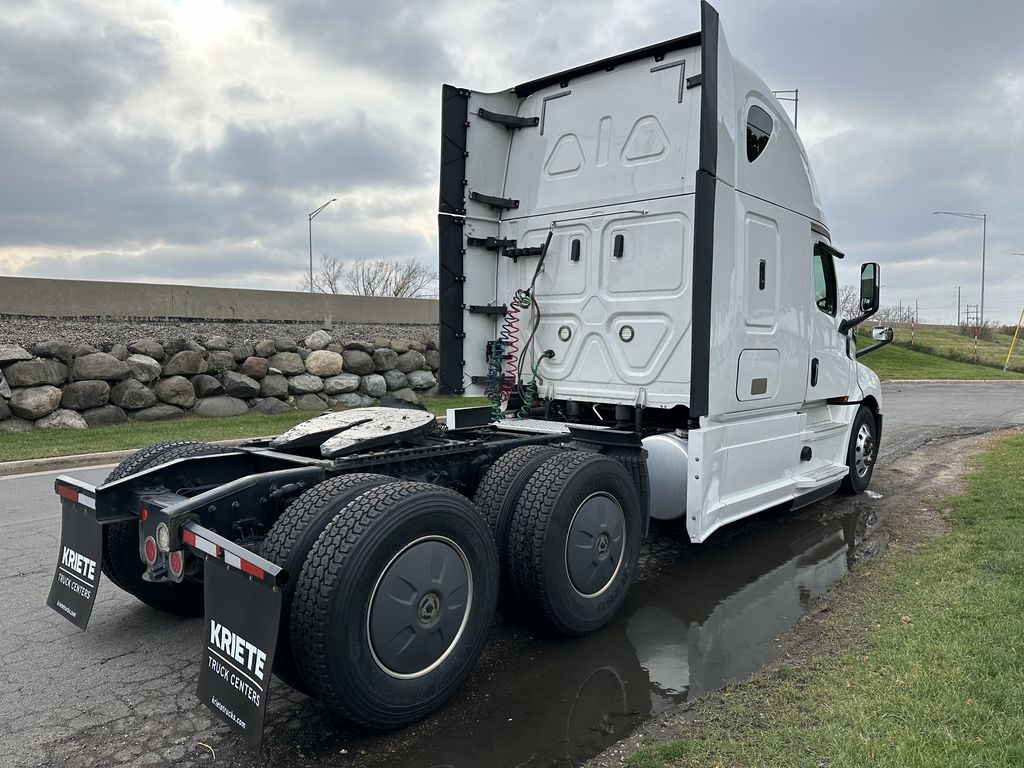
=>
[1003,307,1024,371]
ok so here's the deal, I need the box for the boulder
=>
[267,352,305,376]
[390,338,413,354]
[326,343,346,355]
[4,359,68,387]
[345,340,376,354]
[383,370,408,391]
[130,404,184,422]
[372,337,391,350]
[206,350,238,373]
[61,380,110,410]
[222,371,261,399]
[74,343,99,357]
[204,335,230,351]
[0,344,32,364]
[323,373,361,395]
[341,350,375,376]
[359,374,387,398]
[230,343,255,363]
[0,397,8,420]
[295,393,327,411]
[425,337,439,351]
[296,347,311,361]
[288,374,324,395]
[126,353,162,383]
[110,379,157,410]
[31,340,72,362]
[252,397,292,415]
[154,376,196,408]
[409,341,427,353]
[9,385,62,420]
[260,374,289,399]
[305,350,344,377]
[372,348,399,372]
[254,339,277,357]
[395,350,426,374]
[274,337,298,352]
[0,417,34,433]
[333,392,364,409]
[185,339,205,353]
[162,338,187,357]
[241,356,270,380]
[109,343,129,361]
[424,349,441,371]
[193,396,249,418]
[73,353,130,382]
[305,330,332,350]
[389,387,421,404]
[37,409,88,430]
[406,370,437,390]
[162,351,207,377]
[128,338,164,360]
[0,372,8,398]
[356,394,377,407]
[81,405,128,428]
[191,374,223,398]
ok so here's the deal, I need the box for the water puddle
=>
[257,500,876,768]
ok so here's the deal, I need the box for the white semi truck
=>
[46,1,890,746]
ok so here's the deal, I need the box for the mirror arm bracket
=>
[840,306,878,335]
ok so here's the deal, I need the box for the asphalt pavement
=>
[2,382,1022,768]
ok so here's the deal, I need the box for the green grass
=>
[890,324,1024,372]
[861,342,1024,381]
[0,397,489,463]
[626,433,1024,768]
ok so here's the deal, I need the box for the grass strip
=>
[0,397,488,463]
[626,432,1024,768]
[861,343,1024,381]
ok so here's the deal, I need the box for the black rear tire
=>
[839,407,878,495]
[260,473,398,691]
[291,482,499,729]
[101,440,232,615]
[506,451,642,636]
[473,444,564,586]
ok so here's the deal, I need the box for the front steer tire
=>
[505,451,642,636]
[291,481,499,729]
[839,406,878,495]
[260,473,398,692]
[101,440,232,616]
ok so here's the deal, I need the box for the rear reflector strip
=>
[183,525,269,582]
[188,531,220,558]
[56,484,96,509]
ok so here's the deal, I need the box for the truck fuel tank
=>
[642,432,689,521]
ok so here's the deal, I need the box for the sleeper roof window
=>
[746,105,773,162]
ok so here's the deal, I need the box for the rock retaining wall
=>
[0,331,440,432]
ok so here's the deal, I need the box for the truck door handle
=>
[810,358,819,387]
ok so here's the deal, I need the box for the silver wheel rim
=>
[854,422,875,479]
[564,492,626,598]
[367,535,473,679]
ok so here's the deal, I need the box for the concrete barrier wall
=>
[0,276,438,325]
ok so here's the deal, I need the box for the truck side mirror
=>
[840,262,881,334]
[860,262,879,313]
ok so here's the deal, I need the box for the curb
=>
[882,379,1024,384]
[0,437,264,479]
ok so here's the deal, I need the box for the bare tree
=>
[296,253,345,293]
[839,284,859,320]
[342,258,437,298]
[297,255,437,297]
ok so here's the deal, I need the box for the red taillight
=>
[143,536,158,565]
[141,508,149,522]
[168,550,184,578]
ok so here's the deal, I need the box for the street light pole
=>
[308,198,337,294]
[933,211,987,328]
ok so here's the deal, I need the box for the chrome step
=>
[794,462,848,488]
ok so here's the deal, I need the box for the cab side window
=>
[812,248,837,316]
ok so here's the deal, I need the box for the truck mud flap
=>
[187,523,284,747]
[47,477,102,630]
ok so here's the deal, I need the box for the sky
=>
[0,0,1022,324]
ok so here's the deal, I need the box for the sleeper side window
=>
[746,105,773,162]
[812,247,837,316]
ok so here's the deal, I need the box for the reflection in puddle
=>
[273,505,872,768]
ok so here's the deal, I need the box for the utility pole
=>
[308,198,337,294]
[956,286,961,326]
[933,211,987,329]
